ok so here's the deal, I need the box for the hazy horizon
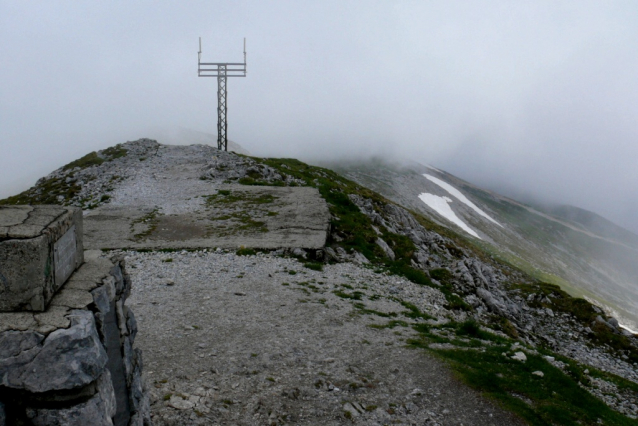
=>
[2,1,638,234]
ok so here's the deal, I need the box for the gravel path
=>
[123,250,524,426]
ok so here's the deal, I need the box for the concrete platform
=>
[83,185,329,250]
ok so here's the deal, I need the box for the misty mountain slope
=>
[3,139,638,423]
[539,204,638,249]
[329,159,638,332]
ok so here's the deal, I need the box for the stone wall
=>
[0,252,151,426]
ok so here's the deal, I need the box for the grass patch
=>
[206,190,277,206]
[237,176,285,186]
[368,320,409,329]
[399,300,434,320]
[353,302,398,318]
[0,143,130,206]
[406,314,635,424]
[0,175,82,205]
[236,247,256,256]
[131,208,160,241]
[431,345,635,425]
[63,151,105,171]
[334,290,364,300]
[102,144,128,160]
[303,262,323,271]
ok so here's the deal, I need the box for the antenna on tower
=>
[197,37,248,151]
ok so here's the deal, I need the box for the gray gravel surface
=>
[123,250,524,426]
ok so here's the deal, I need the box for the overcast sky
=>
[1,1,637,233]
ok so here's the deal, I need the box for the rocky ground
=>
[347,193,638,420]
[122,249,525,426]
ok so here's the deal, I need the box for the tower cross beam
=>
[198,38,247,151]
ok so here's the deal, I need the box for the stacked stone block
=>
[0,205,83,311]
[0,206,150,426]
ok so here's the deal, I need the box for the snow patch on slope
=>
[425,164,443,173]
[620,323,638,335]
[423,174,503,227]
[418,193,481,239]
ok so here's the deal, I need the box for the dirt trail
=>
[124,250,525,426]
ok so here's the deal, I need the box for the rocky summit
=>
[2,138,638,425]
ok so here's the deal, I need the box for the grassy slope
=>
[0,144,128,207]
[461,184,638,327]
[331,160,638,330]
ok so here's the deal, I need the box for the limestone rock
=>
[0,310,107,393]
[376,238,395,260]
[477,288,507,315]
[26,371,116,426]
[343,402,360,417]
[168,395,194,410]
[352,251,369,265]
[511,352,527,362]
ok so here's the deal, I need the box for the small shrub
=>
[429,268,453,282]
[457,319,482,338]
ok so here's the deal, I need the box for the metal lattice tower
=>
[198,38,247,151]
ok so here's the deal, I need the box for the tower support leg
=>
[217,65,228,151]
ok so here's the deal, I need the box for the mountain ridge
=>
[2,139,638,424]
